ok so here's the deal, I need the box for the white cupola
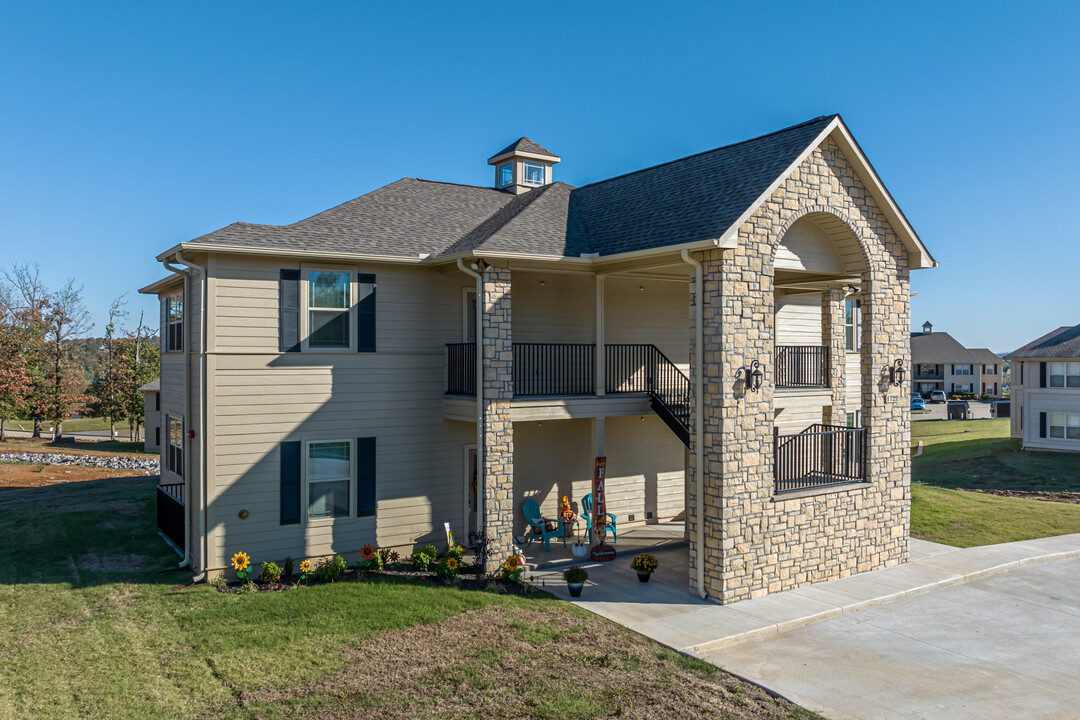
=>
[487,137,560,194]
[922,321,933,334]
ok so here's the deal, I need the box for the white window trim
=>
[165,413,184,478]
[520,161,546,186]
[301,265,356,353]
[1048,411,1080,441]
[497,162,514,188]
[166,291,184,353]
[303,438,355,523]
[844,299,861,353]
[1048,362,1080,388]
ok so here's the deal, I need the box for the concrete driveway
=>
[711,558,1080,720]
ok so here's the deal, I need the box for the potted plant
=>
[630,553,658,582]
[563,565,588,597]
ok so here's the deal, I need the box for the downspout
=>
[173,252,208,583]
[456,259,485,540]
[681,250,707,600]
[161,256,190,569]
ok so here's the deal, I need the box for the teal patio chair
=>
[521,498,565,551]
[581,493,617,544]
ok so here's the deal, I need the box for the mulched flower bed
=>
[959,488,1080,505]
[214,563,543,597]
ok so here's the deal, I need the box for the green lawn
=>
[912,418,1080,492]
[7,417,133,433]
[0,475,814,720]
[910,418,1080,546]
[912,485,1080,547]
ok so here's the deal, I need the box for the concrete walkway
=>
[530,533,1080,718]
[531,533,1080,652]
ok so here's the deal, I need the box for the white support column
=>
[595,275,605,396]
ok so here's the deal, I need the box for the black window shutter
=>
[357,274,376,352]
[155,393,160,411]
[280,441,301,525]
[155,426,160,447]
[357,437,376,517]
[1040,362,1047,388]
[1020,363,1024,385]
[1039,412,1047,439]
[279,269,301,353]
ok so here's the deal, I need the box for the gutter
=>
[171,251,208,583]
[680,249,707,600]
[456,258,485,543]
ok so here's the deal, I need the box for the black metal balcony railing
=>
[774,424,866,493]
[514,343,595,396]
[446,343,476,395]
[156,483,185,553]
[775,345,830,388]
[606,344,691,444]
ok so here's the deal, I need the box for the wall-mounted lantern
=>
[889,359,906,387]
[739,359,764,392]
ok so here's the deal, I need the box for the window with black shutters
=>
[165,292,184,352]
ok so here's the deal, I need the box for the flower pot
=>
[636,572,652,583]
[567,582,584,597]
[571,542,589,559]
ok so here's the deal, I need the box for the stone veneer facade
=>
[480,262,516,571]
[687,138,911,603]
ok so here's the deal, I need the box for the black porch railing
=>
[514,343,595,396]
[446,343,476,395]
[775,345,830,388]
[157,483,185,553]
[774,424,866,493]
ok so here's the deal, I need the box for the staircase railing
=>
[606,344,691,445]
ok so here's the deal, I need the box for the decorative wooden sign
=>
[591,456,615,561]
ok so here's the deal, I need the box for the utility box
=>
[991,400,1011,418]
[947,401,969,420]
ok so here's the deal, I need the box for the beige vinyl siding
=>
[775,293,823,345]
[211,255,471,354]
[604,276,689,367]
[846,353,862,413]
[511,272,593,344]
[774,218,846,273]
[513,420,593,538]
[773,391,830,433]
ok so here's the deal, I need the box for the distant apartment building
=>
[910,322,1005,398]
[1007,324,1080,452]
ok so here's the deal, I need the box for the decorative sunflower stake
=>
[299,559,311,585]
[232,551,252,581]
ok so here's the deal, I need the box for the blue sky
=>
[1,1,1076,352]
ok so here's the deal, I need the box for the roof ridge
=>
[412,178,510,192]
[438,184,557,257]
[574,114,838,191]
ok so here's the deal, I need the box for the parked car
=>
[929,390,947,403]
[911,396,926,410]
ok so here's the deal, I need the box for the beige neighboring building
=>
[910,322,1005,398]
[139,115,936,604]
[139,378,161,453]
[1007,324,1080,452]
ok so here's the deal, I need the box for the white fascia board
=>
[138,274,184,295]
[487,150,561,165]
[162,242,429,265]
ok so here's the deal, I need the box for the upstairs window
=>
[498,163,513,187]
[522,161,546,185]
[954,365,972,375]
[844,299,861,352]
[165,292,183,352]
[1048,413,1080,440]
[1049,362,1080,388]
[166,415,184,478]
[308,271,351,349]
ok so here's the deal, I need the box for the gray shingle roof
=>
[138,378,160,393]
[1006,325,1080,360]
[911,331,978,364]
[184,115,844,261]
[488,137,559,161]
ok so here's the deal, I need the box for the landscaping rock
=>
[0,452,159,473]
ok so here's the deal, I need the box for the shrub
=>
[563,566,588,584]
[443,543,465,561]
[420,544,438,560]
[630,553,659,574]
[411,550,434,571]
[358,544,383,572]
[312,555,347,583]
[379,548,401,569]
[283,556,294,577]
[434,554,461,582]
[497,554,524,584]
[259,561,282,584]
[208,576,227,590]
[238,581,258,594]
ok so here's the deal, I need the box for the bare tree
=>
[45,279,93,440]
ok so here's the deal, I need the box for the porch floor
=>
[520,520,688,577]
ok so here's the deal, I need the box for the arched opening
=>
[772,212,871,491]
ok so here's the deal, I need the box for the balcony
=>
[774,424,866,493]
[775,345,830,389]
